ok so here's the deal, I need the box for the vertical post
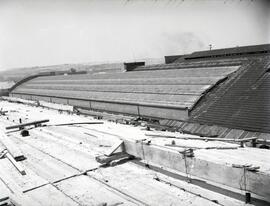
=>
[245,192,251,204]
[251,139,257,147]
[240,141,244,148]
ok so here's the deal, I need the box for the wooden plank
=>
[104,140,123,156]
[48,121,103,127]
[0,168,43,206]
[0,129,25,161]
[146,133,258,143]
[5,119,49,130]
[164,144,239,150]
[0,142,5,153]
[0,158,48,192]
[18,129,100,172]
[10,135,79,183]
[5,152,26,175]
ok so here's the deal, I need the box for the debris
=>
[0,197,9,206]
[142,138,151,145]
[232,164,252,168]
[0,110,7,116]
[20,130,29,137]
[96,152,131,165]
[99,144,111,147]
[178,148,194,158]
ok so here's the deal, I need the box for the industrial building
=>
[0,44,270,205]
[10,44,270,139]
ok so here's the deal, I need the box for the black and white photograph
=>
[0,0,270,205]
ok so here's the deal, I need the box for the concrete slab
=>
[10,136,79,183]
[26,184,79,206]
[88,162,218,206]
[0,158,48,192]
[55,175,138,206]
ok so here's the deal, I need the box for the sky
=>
[0,0,269,71]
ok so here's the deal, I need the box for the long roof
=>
[184,44,270,59]
[11,65,239,120]
[9,44,270,134]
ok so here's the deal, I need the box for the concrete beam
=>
[123,139,270,201]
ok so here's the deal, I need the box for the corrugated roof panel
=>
[192,57,270,133]
[12,65,238,115]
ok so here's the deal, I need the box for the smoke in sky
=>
[0,0,269,70]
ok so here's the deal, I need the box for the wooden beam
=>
[146,133,258,143]
[0,130,25,161]
[5,119,49,130]
[47,121,103,127]
[164,144,239,150]
[123,138,270,200]
[105,140,124,156]
[4,152,26,175]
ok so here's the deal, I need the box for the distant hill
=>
[0,58,164,82]
[0,81,15,89]
[0,63,123,82]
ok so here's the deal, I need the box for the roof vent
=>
[164,55,183,64]
[124,62,145,71]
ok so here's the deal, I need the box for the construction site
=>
[0,44,269,205]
